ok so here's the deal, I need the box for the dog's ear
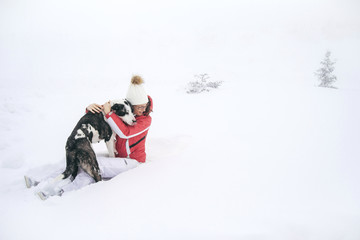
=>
[111,104,118,111]
[111,104,124,111]
[111,104,119,115]
[119,105,126,116]
[112,104,126,116]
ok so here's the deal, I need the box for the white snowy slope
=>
[0,0,360,239]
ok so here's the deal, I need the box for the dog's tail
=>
[52,165,78,185]
[53,174,65,182]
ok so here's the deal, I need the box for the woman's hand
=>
[103,101,111,115]
[87,103,103,113]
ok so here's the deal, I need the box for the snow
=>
[1,0,360,239]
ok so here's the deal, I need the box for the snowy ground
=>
[1,0,360,239]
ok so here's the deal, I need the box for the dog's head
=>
[110,99,136,126]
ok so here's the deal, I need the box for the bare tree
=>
[315,51,337,89]
[186,74,223,94]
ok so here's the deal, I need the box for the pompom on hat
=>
[126,75,148,105]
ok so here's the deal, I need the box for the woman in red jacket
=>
[25,76,153,199]
[89,75,153,163]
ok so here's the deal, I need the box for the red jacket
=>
[105,96,153,163]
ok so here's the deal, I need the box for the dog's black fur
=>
[63,112,112,182]
[58,99,135,184]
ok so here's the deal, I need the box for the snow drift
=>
[0,0,359,239]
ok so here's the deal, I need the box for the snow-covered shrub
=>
[315,51,337,89]
[186,74,223,94]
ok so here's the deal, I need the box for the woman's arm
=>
[106,113,151,139]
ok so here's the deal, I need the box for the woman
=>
[25,75,153,200]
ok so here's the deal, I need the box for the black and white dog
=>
[54,99,135,184]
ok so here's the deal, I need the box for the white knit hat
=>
[126,75,148,105]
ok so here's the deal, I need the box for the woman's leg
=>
[49,157,139,195]
[97,157,140,179]
[61,168,95,192]
[31,157,140,199]
[24,162,65,188]
[35,168,95,199]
